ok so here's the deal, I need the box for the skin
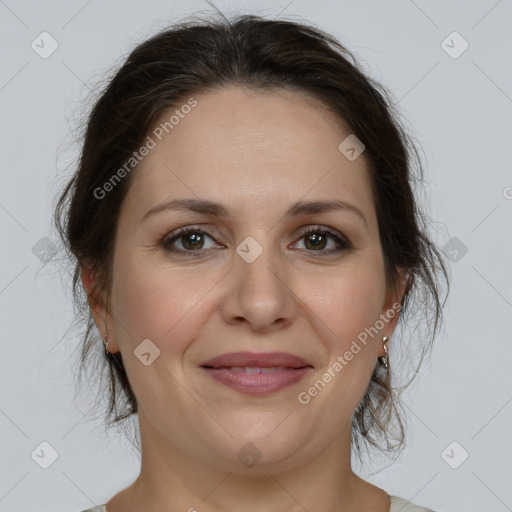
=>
[83,85,406,512]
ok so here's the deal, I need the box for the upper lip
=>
[199,351,313,369]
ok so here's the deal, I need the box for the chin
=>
[214,426,308,473]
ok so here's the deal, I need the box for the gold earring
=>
[380,336,389,370]
[103,333,109,355]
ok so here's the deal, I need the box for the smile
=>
[199,351,314,395]
[201,366,313,394]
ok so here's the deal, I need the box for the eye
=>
[161,227,221,255]
[292,226,351,255]
[161,225,351,257]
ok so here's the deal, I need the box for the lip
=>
[199,351,312,369]
[199,351,313,396]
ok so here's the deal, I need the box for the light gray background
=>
[1,1,511,511]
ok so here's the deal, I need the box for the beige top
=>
[81,495,435,511]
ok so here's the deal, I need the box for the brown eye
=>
[304,232,328,250]
[161,225,351,258]
[294,227,351,255]
[178,231,205,250]
[162,228,219,255]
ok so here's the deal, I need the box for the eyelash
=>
[161,225,351,257]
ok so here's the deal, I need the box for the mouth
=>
[199,351,313,395]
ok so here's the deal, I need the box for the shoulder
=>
[390,495,436,511]
[79,498,437,512]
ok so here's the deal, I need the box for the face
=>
[85,85,403,474]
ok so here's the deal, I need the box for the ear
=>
[81,265,106,334]
[380,266,409,345]
[81,264,119,353]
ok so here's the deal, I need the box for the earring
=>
[380,336,389,370]
[103,333,109,355]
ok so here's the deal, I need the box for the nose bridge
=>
[235,231,283,294]
[224,229,294,330]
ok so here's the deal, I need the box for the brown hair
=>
[54,13,448,461]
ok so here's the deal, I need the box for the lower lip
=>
[201,367,312,395]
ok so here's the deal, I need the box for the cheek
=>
[295,266,386,431]
[314,264,386,344]
[109,253,209,412]
[110,251,205,354]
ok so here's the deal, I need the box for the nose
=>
[220,240,297,333]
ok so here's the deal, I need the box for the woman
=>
[55,13,448,512]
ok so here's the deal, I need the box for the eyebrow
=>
[141,198,368,227]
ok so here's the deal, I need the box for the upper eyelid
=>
[163,224,350,248]
[165,224,345,238]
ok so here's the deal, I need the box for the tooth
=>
[226,367,284,373]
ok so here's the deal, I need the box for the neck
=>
[108,411,390,512]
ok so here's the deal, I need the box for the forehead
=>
[123,85,374,220]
